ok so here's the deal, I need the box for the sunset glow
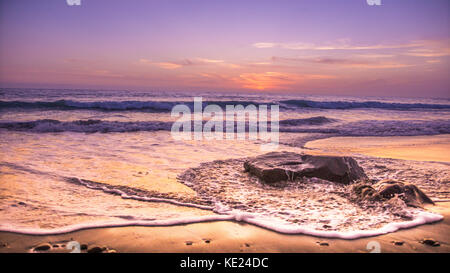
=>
[0,0,449,97]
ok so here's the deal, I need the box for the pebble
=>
[420,238,440,247]
[392,241,404,246]
[34,243,52,251]
[87,246,105,253]
[185,241,193,246]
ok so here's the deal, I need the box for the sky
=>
[0,0,449,97]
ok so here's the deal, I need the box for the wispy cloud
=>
[271,56,412,69]
[253,40,422,51]
[404,48,450,57]
[138,58,230,69]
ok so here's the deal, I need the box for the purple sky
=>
[0,0,449,97]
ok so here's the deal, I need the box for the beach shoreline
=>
[0,202,448,253]
[1,135,449,253]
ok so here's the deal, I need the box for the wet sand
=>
[1,135,449,253]
[305,134,450,163]
[0,202,448,253]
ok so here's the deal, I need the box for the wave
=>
[0,119,172,133]
[0,210,442,238]
[0,174,443,238]
[0,162,444,238]
[2,98,450,112]
[0,118,449,136]
[279,116,337,126]
[0,100,261,112]
[280,99,450,110]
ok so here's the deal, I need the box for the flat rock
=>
[243,152,367,184]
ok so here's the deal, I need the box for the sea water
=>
[0,88,449,238]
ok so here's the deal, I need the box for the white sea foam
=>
[0,207,442,239]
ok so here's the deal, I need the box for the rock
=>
[34,243,52,251]
[185,241,193,246]
[80,244,88,250]
[420,238,440,247]
[243,152,367,184]
[352,180,434,207]
[318,242,329,246]
[392,241,404,246]
[87,246,105,253]
[374,180,434,207]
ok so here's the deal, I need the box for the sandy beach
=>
[1,135,449,253]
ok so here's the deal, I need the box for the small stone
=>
[322,225,332,229]
[34,243,52,251]
[319,242,329,246]
[245,243,250,247]
[106,249,117,253]
[87,246,104,253]
[80,244,88,250]
[420,238,440,247]
[204,239,211,244]
[392,241,404,246]
[185,241,193,246]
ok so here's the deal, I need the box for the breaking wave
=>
[0,118,448,136]
[1,98,450,112]
[280,99,450,110]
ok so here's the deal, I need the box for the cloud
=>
[139,58,152,64]
[253,40,421,51]
[236,72,335,90]
[157,62,183,69]
[271,56,412,69]
[404,48,450,57]
[139,58,231,70]
[196,58,224,64]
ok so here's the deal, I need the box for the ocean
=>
[0,88,449,238]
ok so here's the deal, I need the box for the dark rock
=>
[243,152,367,184]
[80,244,88,250]
[34,243,52,251]
[318,242,329,246]
[87,246,105,253]
[185,241,193,246]
[420,238,440,247]
[392,241,404,246]
[374,180,434,207]
[352,180,434,207]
